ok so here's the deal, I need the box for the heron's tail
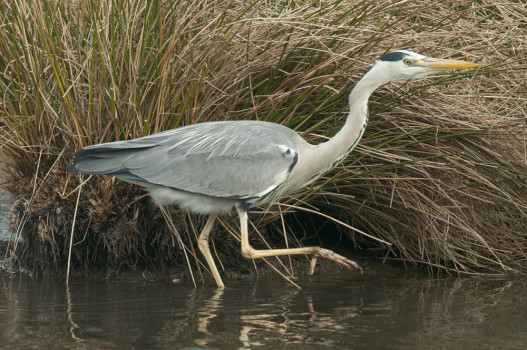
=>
[69,141,154,178]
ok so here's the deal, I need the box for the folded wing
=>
[70,121,302,200]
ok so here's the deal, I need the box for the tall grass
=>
[0,0,526,277]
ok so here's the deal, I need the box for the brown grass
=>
[0,0,526,280]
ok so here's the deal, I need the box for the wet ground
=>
[1,267,526,349]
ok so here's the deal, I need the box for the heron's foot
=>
[239,244,361,276]
[308,248,362,275]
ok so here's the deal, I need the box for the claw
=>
[309,256,318,275]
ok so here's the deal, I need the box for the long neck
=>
[313,68,383,170]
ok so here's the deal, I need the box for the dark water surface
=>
[1,267,526,350]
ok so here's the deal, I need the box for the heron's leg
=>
[197,214,224,289]
[238,209,361,274]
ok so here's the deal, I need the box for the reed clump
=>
[0,0,526,279]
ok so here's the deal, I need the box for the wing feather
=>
[70,121,304,200]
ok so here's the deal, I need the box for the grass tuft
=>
[1,0,526,278]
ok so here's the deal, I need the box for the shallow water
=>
[1,268,525,349]
[0,184,13,241]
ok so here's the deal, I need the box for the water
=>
[1,269,525,349]
[0,183,13,241]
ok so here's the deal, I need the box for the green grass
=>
[0,0,526,279]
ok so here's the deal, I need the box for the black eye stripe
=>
[379,51,408,62]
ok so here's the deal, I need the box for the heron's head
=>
[372,50,480,82]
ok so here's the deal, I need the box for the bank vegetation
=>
[0,0,526,281]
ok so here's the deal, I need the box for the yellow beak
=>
[421,58,481,71]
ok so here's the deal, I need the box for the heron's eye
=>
[403,59,412,65]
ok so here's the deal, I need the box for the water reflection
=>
[0,271,526,349]
[195,289,224,347]
[0,175,13,241]
[66,286,82,343]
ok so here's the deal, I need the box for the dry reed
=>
[0,0,526,279]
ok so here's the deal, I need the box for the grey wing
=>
[70,121,302,200]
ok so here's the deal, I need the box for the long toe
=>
[313,247,362,274]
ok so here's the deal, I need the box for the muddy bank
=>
[2,171,367,282]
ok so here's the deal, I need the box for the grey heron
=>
[69,50,480,288]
